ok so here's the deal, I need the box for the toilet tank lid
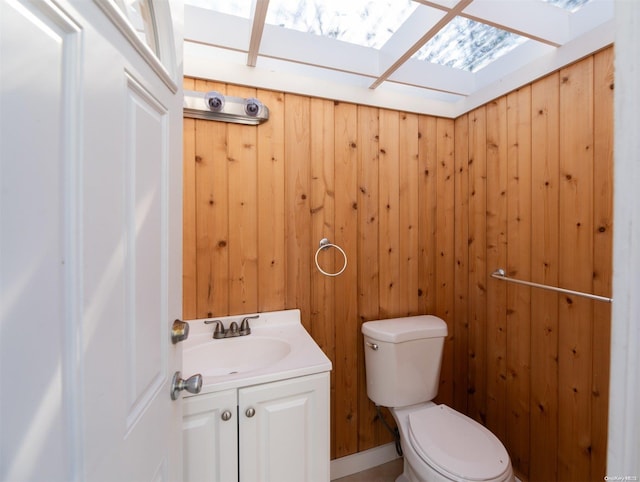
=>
[362,315,447,343]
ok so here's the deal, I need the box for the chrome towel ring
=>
[314,238,348,277]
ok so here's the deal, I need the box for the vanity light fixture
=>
[183,90,269,125]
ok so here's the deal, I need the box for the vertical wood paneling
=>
[183,49,613,475]
[257,89,286,313]
[284,94,312,330]
[505,87,532,475]
[591,47,614,481]
[558,57,595,482]
[183,78,197,319]
[357,105,384,450]
[226,85,258,314]
[467,107,487,422]
[419,117,438,317]
[309,100,335,346]
[485,97,508,443]
[530,72,560,482]
[309,98,336,456]
[399,113,420,316]
[194,79,228,317]
[435,118,455,406]
[452,115,469,413]
[334,102,359,457]
[378,110,401,318]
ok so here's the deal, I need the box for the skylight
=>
[415,17,528,73]
[541,0,592,12]
[265,0,418,49]
[182,0,614,115]
[184,0,250,18]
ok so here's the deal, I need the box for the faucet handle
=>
[204,319,225,339]
[240,315,259,335]
[228,321,239,337]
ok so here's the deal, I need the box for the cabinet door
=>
[183,390,238,482]
[239,372,330,482]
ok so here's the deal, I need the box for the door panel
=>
[0,0,183,480]
[0,0,82,479]
[124,72,168,431]
[77,1,183,480]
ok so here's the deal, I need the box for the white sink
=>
[184,336,291,377]
[183,309,332,394]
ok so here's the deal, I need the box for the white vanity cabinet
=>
[239,372,330,482]
[183,388,238,482]
[183,372,330,482]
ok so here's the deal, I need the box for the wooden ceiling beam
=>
[369,0,474,89]
[247,0,270,67]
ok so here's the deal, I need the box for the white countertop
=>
[183,309,332,395]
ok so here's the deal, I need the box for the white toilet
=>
[362,315,515,482]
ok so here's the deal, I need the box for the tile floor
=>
[333,458,403,482]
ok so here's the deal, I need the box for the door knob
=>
[171,371,202,400]
[245,407,256,418]
[171,319,190,344]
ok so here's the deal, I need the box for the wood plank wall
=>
[182,46,613,481]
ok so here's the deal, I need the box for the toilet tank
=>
[362,315,447,408]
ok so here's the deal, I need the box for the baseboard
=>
[328,442,523,481]
[330,443,400,480]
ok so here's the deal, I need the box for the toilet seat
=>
[408,405,510,481]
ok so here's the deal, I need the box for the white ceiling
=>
[183,0,614,118]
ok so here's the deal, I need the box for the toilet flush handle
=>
[366,342,378,351]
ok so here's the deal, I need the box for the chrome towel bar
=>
[490,268,613,303]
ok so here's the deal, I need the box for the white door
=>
[0,1,183,481]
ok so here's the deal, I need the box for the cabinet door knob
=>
[245,407,256,418]
[221,410,232,421]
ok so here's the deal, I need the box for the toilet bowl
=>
[392,403,513,482]
[362,316,514,482]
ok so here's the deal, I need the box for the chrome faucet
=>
[240,315,258,335]
[204,315,259,339]
[204,319,225,339]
